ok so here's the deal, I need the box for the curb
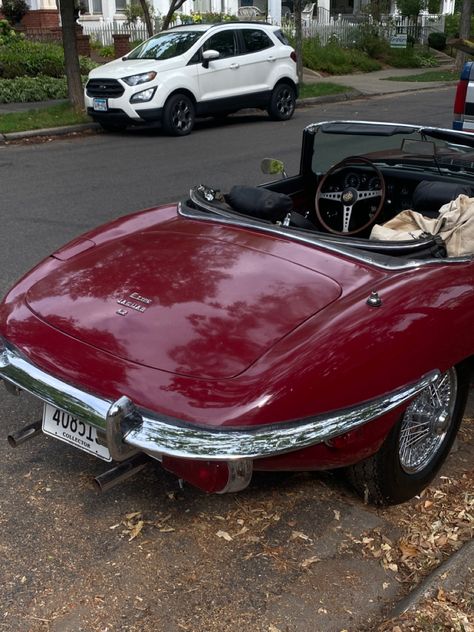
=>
[0,122,101,143]
[0,81,455,143]
[0,92,364,143]
[390,538,474,617]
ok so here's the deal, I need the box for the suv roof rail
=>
[168,20,273,30]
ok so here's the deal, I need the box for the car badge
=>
[115,292,153,315]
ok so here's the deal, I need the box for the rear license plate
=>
[42,404,111,461]
[93,97,108,112]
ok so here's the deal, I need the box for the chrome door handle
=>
[229,63,240,69]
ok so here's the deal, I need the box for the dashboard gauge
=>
[368,176,381,190]
[343,172,360,189]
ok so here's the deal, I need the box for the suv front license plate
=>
[93,97,108,112]
[42,403,112,461]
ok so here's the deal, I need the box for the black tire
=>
[162,93,195,136]
[267,82,296,121]
[346,363,470,505]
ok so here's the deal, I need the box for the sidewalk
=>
[0,66,458,142]
[302,65,457,96]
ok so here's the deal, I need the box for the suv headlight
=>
[123,71,157,86]
[130,88,156,104]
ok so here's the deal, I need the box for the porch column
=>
[267,0,281,24]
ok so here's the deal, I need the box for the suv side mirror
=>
[202,49,220,69]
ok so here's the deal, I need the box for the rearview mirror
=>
[261,158,287,178]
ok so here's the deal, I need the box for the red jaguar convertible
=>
[1,121,472,504]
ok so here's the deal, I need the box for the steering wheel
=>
[315,156,386,235]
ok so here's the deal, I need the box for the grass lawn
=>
[0,83,352,135]
[299,82,352,98]
[0,103,90,134]
[383,69,458,82]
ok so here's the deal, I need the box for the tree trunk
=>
[138,0,154,37]
[161,0,186,30]
[59,0,84,111]
[456,0,472,72]
[294,0,303,84]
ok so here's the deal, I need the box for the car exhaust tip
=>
[94,453,150,493]
[8,419,42,447]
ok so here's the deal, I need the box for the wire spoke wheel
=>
[346,363,469,505]
[398,368,457,474]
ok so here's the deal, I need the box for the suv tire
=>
[268,83,296,121]
[162,93,195,136]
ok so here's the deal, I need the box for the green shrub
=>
[0,18,17,44]
[352,24,390,57]
[445,13,474,39]
[300,37,381,74]
[428,31,447,50]
[384,47,438,67]
[0,75,68,102]
[0,39,97,78]
[0,0,29,25]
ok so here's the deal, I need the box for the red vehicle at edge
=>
[1,121,473,504]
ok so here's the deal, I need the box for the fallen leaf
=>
[291,531,312,542]
[301,556,320,568]
[129,520,144,541]
[216,530,233,542]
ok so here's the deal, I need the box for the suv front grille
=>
[86,79,125,99]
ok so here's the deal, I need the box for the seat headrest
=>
[412,180,472,218]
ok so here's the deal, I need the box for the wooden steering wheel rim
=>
[315,156,386,235]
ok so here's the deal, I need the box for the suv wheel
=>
[162,93,195,136]
[268,83,296,121]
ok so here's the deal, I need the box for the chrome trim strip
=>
[0,342,110,429]
[180,198,471,272]
[0,339,440,461]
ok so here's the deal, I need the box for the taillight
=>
[453,79,468,116]
[290,51,297,63]
[162,456,252,493]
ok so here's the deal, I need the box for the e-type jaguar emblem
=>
[342,190,354,203]
[115,292,153,316]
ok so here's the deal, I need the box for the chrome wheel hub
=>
[398,368,457,474]
[277,89,293,116]
[172,100,192,132]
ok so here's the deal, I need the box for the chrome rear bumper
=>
[0,339,439,462]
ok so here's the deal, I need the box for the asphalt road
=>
[0,85,456,296]
[0,86,470,632]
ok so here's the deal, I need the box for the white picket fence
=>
[81,20,153,45]
[80,12,446,48]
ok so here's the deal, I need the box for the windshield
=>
[127,30,203,60]
[311,122,474,177]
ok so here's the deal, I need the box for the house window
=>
[85,0,103,13]
[115,0,127,11]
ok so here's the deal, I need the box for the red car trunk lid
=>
[26,230,341,379]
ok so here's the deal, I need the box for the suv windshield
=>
[127,31,203,60]
[311,122,474,177]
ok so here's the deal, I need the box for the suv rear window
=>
[274,29,290,45]
[128,31,203,60]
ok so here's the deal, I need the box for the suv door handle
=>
[229,63,240,69]
[267,56,276,62]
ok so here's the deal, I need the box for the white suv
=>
[85,22,298,135]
